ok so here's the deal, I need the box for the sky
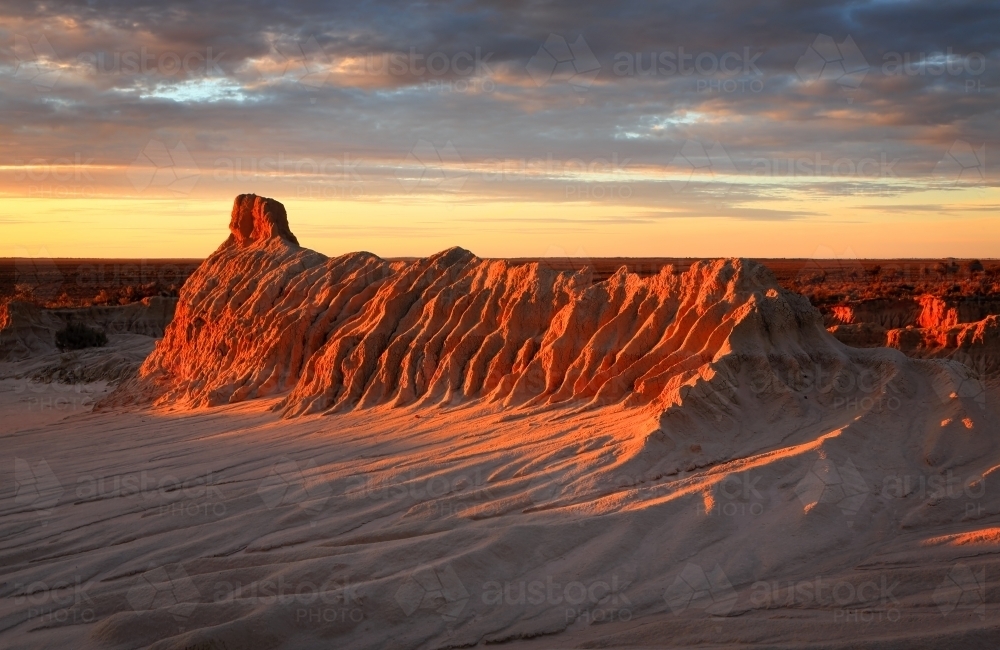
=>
[1,0,998,260]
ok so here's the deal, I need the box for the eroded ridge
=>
[110,195,896,417]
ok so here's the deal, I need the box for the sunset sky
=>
[1,1,997,260]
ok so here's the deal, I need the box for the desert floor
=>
[4,373,1000,649]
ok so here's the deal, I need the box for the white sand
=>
[3,378,1000,648]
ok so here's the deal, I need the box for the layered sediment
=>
[110,195,927,422]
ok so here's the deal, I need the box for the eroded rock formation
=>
[109,194,923,421]
[0,297,176,361]
[827,293,1000,373]
[228,193,299,246]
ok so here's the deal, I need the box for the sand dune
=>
[4,195,1000,648]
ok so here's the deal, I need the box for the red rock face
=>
[885,315,1000,373]
[110,196,854,417]
[826,299,922,329]
[277,250,838,417]
[917,295,960,329]
[825,293,1000,373]
[228,193,298,247]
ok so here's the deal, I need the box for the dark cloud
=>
[0,0,997,214]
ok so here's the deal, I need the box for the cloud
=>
[855,203,1000,213]
[0,0,996,211]
[639,207,820,221]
